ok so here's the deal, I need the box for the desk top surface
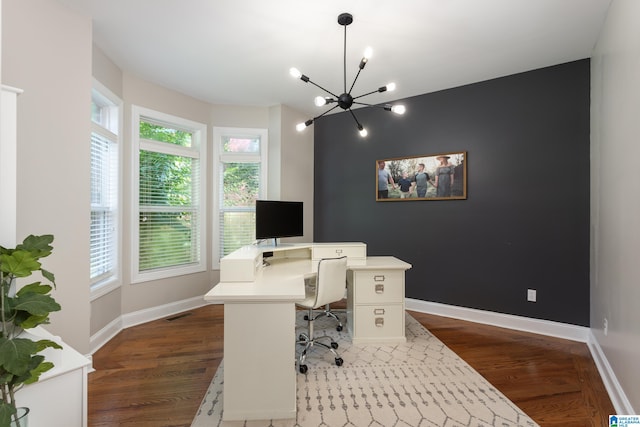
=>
[205,255,411,303]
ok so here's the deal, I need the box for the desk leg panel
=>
[223,302,297,421]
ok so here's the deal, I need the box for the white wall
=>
[2,0,92,353]
[120,73,215,314]
[278,105,314,242]
[591,0,640,413]
[265,104,315,243]
[89,50,314,337]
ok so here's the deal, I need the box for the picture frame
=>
[376,151,467,201]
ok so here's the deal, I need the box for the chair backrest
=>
[313,256,348,308]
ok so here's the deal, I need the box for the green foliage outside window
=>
[140,121,192,147]
[223,163,259,208]
[221,162,260,256]
[139,121,198,271]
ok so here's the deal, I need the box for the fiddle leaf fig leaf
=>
[41,268,56,287]
[16,234,54,258]
[35,339,63,352]
[0,337,38,376]
[0,250,41,277]
[12,292,61,317]
[23,360,54,385]
[16,282,52,296]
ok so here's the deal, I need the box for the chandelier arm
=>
[312,104,341,121]
[352,101,382,108]
[306,79,340,98]
[352,89,384,100]
[348,108,364,129]
[348,68,363,94]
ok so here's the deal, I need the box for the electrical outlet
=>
[604,318,608,336]
[527,288,537,302]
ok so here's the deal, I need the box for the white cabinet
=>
[15,327,92,427]
[347,257,411,344]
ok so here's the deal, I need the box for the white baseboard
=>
[587,333,636,414]
[406,298,590,342]
[89,296,211,354]
[406,298,632,415]
[90,316,123,354]
[121,296,209,329]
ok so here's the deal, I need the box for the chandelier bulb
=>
[386,82,396,91]
[391,105,406,115]
[296,119,314,131]
[363,47,373,60]
[289,67,302,78]
[359,127,368,137]
[314,96,327,107]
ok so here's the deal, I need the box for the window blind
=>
[138,151,201,271]
[90,131,117,282]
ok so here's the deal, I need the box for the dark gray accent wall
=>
[313,59,590,326]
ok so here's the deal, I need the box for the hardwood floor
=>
[88,306,223,427]
[410,311,615,427]
[88,304,615,426]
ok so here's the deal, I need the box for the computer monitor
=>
[255,200,303,242]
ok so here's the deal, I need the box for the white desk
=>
[205,242,411,421]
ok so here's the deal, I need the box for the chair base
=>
[296,308,344,374]
[304,304,344,331]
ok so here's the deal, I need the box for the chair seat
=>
[297,294,317,309]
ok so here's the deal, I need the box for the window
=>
[214,127,268,265]
[90,82,121,297]
[131,106,206,282]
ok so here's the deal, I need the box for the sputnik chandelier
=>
[290,12,406,137]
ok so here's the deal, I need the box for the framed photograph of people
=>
[376,151,467,201]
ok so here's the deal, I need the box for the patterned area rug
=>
[192,312,538,427]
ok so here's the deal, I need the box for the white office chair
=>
[296,256,347,374]
[308,303,344,331]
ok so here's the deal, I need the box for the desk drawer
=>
[312,244,366,260]
[354,304,404,339]
[353,270,403,304]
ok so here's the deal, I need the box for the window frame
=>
[213,127,268,268]
[131,105,207,283]
[90,79,123,301]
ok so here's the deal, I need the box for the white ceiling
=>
[57,0,611,116]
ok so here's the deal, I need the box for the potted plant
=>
[0,235,62,426]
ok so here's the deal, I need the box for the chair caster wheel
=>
[298,334,306,341]
[304,315,310,320]
[335,357,343,367]
[299,364,308,374]
[336,325,343,331]
[331,341,339,349]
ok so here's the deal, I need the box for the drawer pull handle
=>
[375,317,384,327]
[375,284,384,294]
[374,308,385,315]
[335,249,343,255]
[374,275,385,282]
